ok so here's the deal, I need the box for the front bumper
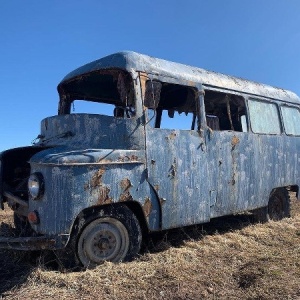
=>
[0,234,69,250]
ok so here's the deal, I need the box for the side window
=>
[248,99,281,134]
[281,106,300,135]
[145,81,197,130]
[204,90,247,132]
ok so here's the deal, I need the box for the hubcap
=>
[85,225,121,261]
[77,217,130,266]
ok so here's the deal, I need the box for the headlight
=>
[28,172,44,200]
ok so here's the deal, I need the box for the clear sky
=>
[1,1,300,151]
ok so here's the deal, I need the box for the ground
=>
[0,194,299,299]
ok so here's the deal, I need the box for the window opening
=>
[145,81,197,130]
[204,90,247,132]
[58,70,135,119]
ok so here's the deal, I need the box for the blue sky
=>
[1,1,300,151]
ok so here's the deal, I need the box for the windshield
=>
[58,69,135,116]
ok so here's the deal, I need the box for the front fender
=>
[28,148,161,236]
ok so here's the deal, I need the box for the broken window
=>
[58,70,135,118]
[145,81,197,130]
[281,105,300,136]
[204,90,247,132]
[248,99,281,134]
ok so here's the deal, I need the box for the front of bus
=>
[0,53,149,251]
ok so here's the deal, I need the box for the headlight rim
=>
[28,172,44,200]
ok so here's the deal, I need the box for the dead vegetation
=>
[0,194,299,299]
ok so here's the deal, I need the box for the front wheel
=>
[77,205,142,268]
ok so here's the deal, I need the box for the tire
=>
[77,205,142,268]
[253,188,290,222]
[267,188,290,221]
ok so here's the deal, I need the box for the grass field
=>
[0,194,299,299]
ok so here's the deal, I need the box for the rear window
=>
[281,106,300,136]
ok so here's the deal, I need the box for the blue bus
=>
[0,52,299,267]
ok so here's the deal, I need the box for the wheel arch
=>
[69,201,149,245]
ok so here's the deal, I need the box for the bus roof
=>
[59,51,300,104]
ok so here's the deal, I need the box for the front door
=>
[144,79,210,230]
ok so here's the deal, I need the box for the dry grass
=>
[0,194,299,300]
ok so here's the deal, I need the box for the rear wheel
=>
[77,205,142,268]
[267,188,290,221]
[253,188,290,222]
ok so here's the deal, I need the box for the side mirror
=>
[144,81,162,109]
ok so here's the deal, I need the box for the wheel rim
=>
[78,217,129,267]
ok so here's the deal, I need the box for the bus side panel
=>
[208,132,300,218]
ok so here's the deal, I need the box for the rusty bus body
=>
[0,51,299,267]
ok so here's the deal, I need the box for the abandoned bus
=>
[0,51,299,267]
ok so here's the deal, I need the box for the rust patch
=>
[139,72,148,99]
[98,186,112,205]
[231,135,240,150]
[90,168,105,189]
[118,155,140,162]
[118,156,130,162]
[119,178,133,201]
[154,185,160,191]
[130,155,138,161]
[119,191,133,202]
[84,168,106,191]
[143,197,152,217]
[120,178,132,191]
[169,132,177,139]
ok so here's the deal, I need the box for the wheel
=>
[77,205,142,268]
[267,188,290,221]
[253,188,290,222]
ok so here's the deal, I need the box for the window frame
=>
[280,104,300,136]
[143,76,201,131]
[247,98,282,135]
[202,86,249,133]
